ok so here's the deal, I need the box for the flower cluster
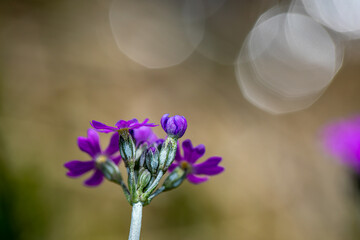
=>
[64,114,224,206]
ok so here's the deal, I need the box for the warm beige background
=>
[1,0,360,240]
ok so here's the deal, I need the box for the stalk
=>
[128,202,143,240]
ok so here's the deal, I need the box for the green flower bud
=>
[137,168,151,190]
[95,155,121,182]
[158,137,177,171]
[163,167,186,191]
[145,147,159,175]
[118,129,136,166]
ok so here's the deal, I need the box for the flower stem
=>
[128,202,143,240]
[145,186,165,205]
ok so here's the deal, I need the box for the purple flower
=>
[132,126,159,146]
[90,118,157,133]
[64,129,121,187]
[322,115,360,172]
[161,114,187,138]
[169,139,224,184]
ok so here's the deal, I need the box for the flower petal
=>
[187,174,208,184]
[133,126,158,146]
[115,119,133,129]
[105,132,119,155]
[84,169,104,186]
[193,156,222,168]
[91,120,117,133]
[64,160,94,177]
[194,166,224,176]
[87,129,101,154]
[111,155,122,165]
[182,139,205,163]
[77,137,96,157]
[168,162,179,172]
[175,141,183,161]
[193,157,224,175]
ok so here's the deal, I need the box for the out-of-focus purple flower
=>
[322,115,360,172]
[133,126,159,146]
[161,114,187,138]
[64,129,121,187]
[90,118,157,133]
[169,139,224,184]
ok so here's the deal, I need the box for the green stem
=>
[146,186,165,204]
[113,177,131,203]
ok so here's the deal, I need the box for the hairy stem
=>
[128,202,143,240]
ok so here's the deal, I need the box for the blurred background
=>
[1,0,360,239]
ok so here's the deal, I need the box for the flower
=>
[169,139,224,184]
[90,118,157,133]
[160,114,187,138]
[322,115,360,172]
[132,126,159,146]
[64,129,121,186]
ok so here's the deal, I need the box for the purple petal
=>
[161,114,169,130]
[84,169,104,186]
[193,156,222,169]
[168,162,179,172]
[182,139,205,163]
[115,119,137,129]
[187,174,208,184]
[175,141,183,161]
[111,155,122,165]
[77,137,96,157]
[194,166,224,176]
[91,120,117,133]
[64,160,94,177]
[130,119,158,129]
[105,132,119,155]
[87,129,101,154]
[133,126,158,145]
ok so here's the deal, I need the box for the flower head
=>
[169,139,224,184]
[322,115,360,172]
[161,114,187,138]
[91,118,157,133]
[64,129,121,186]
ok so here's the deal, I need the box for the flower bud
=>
[163,167,186,191]
[160,114,187,139]
[145,147,159,175]
[137,168,151,190]
[135,142,148,163]
[95,156,121,182]
[158,137,177,171]
[118,129,136,166]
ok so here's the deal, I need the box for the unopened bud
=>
[95,155,121,181]
[118,129,136,166]
[137,168,151,190]
[158,137,177,171]
[163,167,186,191]
[145,147,159,175]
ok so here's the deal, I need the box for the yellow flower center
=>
[180,161,191,171]
[96,155,107,164]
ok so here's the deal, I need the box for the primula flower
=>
[161,114,187,138]
[91,118,157,133]
[169,139,224,184]
[64,129,121,186]
[133,126,159,146]
[322,115,360,172]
